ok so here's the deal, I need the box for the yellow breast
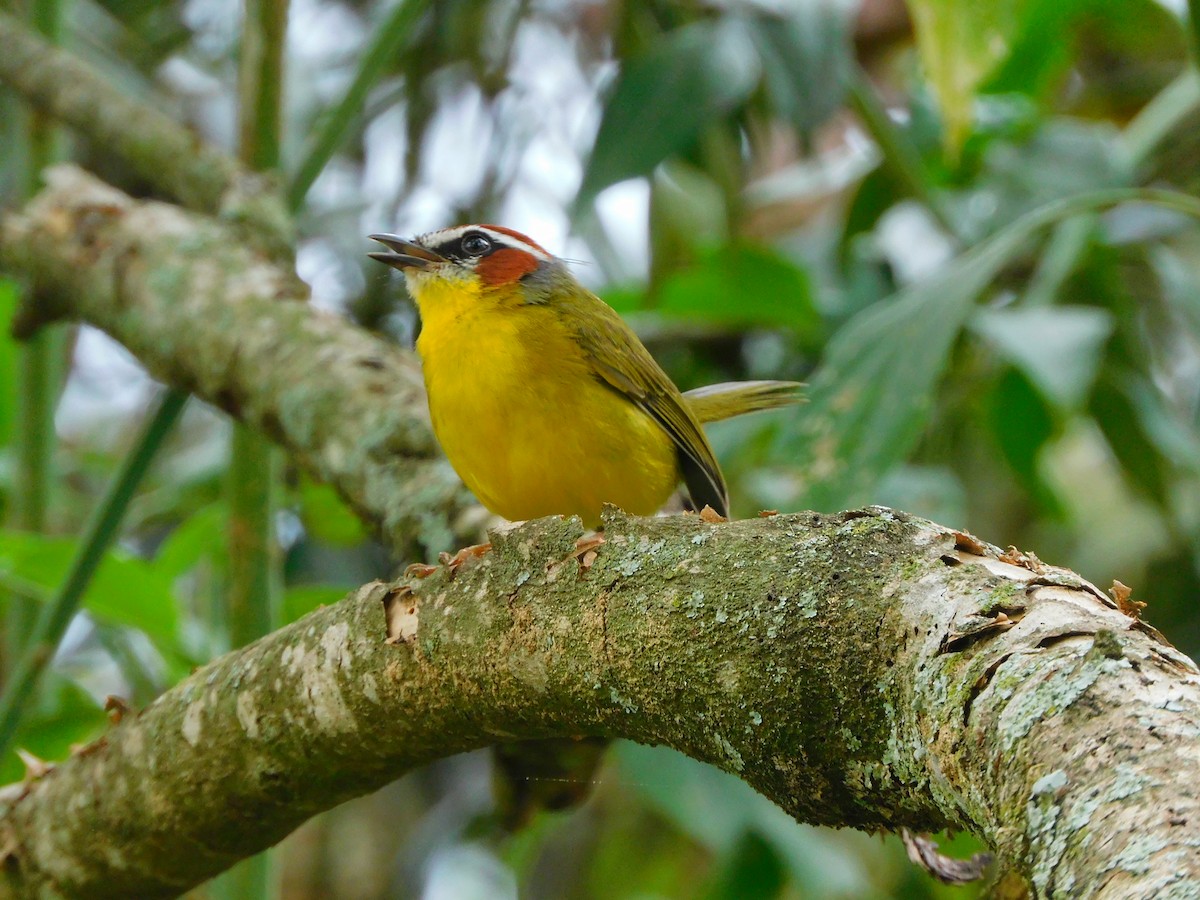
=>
[413,278,678,527]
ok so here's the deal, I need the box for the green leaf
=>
[579,20,759,203]
[906,0,1034,156]
[987,368,1064,516]
[699,832,787,900]
[1090,374,1170,505]
[950,119,1129,242]
[598,285,648,315]
[837,166,903,278]
[281,584,350,625]
[656,243,820,333]
[971,306,1113,408]
[1120,376,1200,471]
[153,503,227,580]
[771,188,1200,512]
[617,744,873,895]
[0,531,178,644]
[0,674,105,783]
[1153,244,1200,341]
[984,0,1086,101]
[907,0,1032,156]
[298,479,366,546]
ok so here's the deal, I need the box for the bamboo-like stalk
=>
[215,1,290,895]
[4,0,69,679]
[226,0,287,649]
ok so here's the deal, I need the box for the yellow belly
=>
[417,297,678,528]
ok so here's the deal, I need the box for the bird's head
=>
[368,225,561,301]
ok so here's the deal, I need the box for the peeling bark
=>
[1,172,1199,899]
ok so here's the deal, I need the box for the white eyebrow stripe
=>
[415,225,554,262]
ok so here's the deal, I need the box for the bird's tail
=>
[683,380,805,424]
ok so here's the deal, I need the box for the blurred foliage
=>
[3,0,1200,897]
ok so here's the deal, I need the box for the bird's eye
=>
[460,232,492,256]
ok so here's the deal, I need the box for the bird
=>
[368,224,802,528]
[370,224,803,828]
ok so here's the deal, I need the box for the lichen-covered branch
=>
[0,167,477,556]
[0,12,290,251]
[1,170,1199,898]
[0,509,1196,899]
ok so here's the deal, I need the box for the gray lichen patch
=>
[236,691,262,740]
[997,647,1129,753]
[181,701,204,747]
[289,623,359,734]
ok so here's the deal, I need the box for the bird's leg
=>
[575,533,605,555]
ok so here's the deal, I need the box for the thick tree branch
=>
[0,510,1196,898]
[1,170,1199,898]
[0,167,478,555]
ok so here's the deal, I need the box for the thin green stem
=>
[1121,70,1200,170]
[6,331,61,670]
[847,64,961,243]
[238,0,288,173]
[225,431,281,647]
[1189,0,1200,68]
[26,0,65,181]
[287,0,426,211]
[0,389,188,760]
[226,0,288,647]
[13,335,56,534]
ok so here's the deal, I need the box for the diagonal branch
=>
[1,169,1199,899]
[0,166,477,556]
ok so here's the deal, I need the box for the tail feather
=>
[683,380,805,424]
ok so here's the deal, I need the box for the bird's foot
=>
[574,533,605,572]
[404,562,440,579]
[439,541,493,577]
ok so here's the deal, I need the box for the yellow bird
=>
[369,225,802,528]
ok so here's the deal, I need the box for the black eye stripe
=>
[435,230,495,261]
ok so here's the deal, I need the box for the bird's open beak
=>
[367,234,447,271]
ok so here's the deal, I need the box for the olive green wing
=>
[566,294,730,518]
